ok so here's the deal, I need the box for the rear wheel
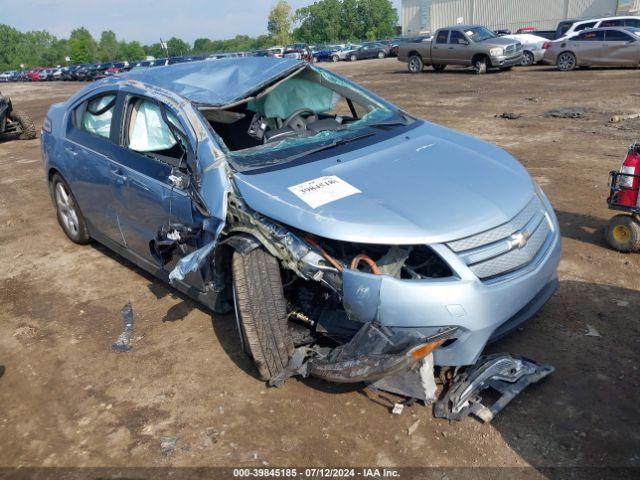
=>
[557,52,577,71]
[432,64,447,72]
[350,54,357,62]
[407,55,423,73]
[521,51,535,66]
[377,51,385,59]
[232,248,294,381]
[331,54,339,62]
[11,110,36,140]
[51,174,90,244]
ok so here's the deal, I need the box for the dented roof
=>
[120,57,305,106]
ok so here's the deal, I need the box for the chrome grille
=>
[446,196,553,280]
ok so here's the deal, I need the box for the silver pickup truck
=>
[398,25,523,74]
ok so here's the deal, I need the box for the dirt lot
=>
[1,60,640,477]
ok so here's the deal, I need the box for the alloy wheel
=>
[55,182,80,236]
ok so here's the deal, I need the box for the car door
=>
[64,91,125,244]
[447,30,470,63]
[570,30,605,65]
[110,94,206,289]
[602,29,638,66]
[432,30,450,63]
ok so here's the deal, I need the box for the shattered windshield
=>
[464,26,497,42]
[200,65,406,172]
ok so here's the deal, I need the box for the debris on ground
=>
[160,436,177,456]
[407,419,420,436]
[610,113,640,123]
[433,354,554,423]
[205,427,220,443]
[585,324,602,337]
[496,112,522,120]
[111,302,134,352]
[391,403,405,415]
[543,107,587,119]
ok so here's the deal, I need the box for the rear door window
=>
[601,19,625,27]
[605,30,633,41]
[436,30,449,44]
[77,94,116,139]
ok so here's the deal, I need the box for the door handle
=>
[110,167,128,183]
[65,146,78,157]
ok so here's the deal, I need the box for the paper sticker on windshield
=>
[288,176,361,209]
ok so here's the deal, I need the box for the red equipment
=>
[615,143,640,208]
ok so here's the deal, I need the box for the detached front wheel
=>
[11,110,36,140]
[232,248,294,381]
[605,214,640,253]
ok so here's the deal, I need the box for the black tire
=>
[557,51,577,71]
[232,248,293,381]
[50,173,91,244]
[377,51,385,59]
[605,215,640,253]
[521,51,535,66]
[473,56,488,74]
[407,54,423,73]
[432,64,447,72]
[331,54,339,62]
[350,54,357,62]
[10,110,36,140]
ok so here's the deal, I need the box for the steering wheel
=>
[283,108,317,131]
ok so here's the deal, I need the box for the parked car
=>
[41,57,560,384]
[347,43,387,61]
[38,68,55,81]
[268,47,284,58]
[312,45,342,62]
[0,71,14,82]
[333,44,361,61]
[532,15,640,41]
[26,68,44,81]
[398,25,523,73]
[284,44,312,62]
[503,33,548,65]
[543,27,640,71]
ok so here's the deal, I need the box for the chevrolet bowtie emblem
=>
[509,229,531,250]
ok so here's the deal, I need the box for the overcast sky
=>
[0,0,403,44]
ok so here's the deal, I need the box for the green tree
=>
[143,42,166,58]
[357,0,397,40]
[68,27,97,63]
[166,37,190,56]
[192,37,213,54]
[294,0,343,44]
[267,0,293,45]
[0,24,26,70]
[120,40,145,61]
[98,30,119,61]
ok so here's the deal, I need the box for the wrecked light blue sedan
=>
[41,58,560,403]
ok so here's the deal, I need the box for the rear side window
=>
[606,30,633,41]
[77,94,116,139]
[626,19,640,27]
[601,19,625,27]
[577,30,604,41]
[436,30,449,44]
[574,21,596,31]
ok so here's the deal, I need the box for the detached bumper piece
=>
[434,354,554,423]
[269,323,458,387]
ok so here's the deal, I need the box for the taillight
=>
[542,42,551,50]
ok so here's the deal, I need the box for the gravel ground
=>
[1,59,639,477]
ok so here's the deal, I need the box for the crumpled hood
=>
[232,122,535,245]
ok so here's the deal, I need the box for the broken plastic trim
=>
[269,323,458,387]
[433,354,554,422]
[112,302,134,352]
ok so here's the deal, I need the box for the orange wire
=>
[349,254,381,275]
[304,236,344,272]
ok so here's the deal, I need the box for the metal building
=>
[400,0,640,36]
